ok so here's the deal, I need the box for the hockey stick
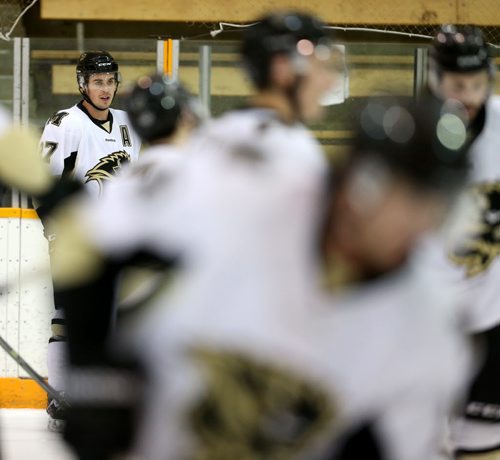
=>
[0,334,70,408]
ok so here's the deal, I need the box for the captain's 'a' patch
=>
[85,150,131,193]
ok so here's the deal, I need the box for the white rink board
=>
[0,215,53,378]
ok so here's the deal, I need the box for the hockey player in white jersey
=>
[421,25,500,459]
[39,50,141,433]
[39,50,140,196]
[123,95,472,460]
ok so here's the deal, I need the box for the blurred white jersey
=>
[132,256,470,460]
[421,96,500,333]
[0,105,10,134]
[83,110,471,460]
[39,102,141,196]
[86,108,327,265]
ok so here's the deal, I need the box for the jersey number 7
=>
[41,141,58,160]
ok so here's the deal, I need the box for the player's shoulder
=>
[43,104,83,129]
[109,107,131,123]
[487,95,500,116]
[476,96,500,139]
[209,108,312,144]
[211,109,266,135]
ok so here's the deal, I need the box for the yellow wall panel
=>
[52,64,253,97]
[41,0,457,24]
[349,68,413,96]
[52,64,156,95]
[458,0,500,25]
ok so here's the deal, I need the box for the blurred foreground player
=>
[127,96,472,460]
[423,25,500,458]
[320,99,472,460]
[39,50,141,432]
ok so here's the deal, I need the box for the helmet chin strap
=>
[79,85,118,112]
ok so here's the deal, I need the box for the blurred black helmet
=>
[76,50,119,86]
[346,97,470,194]
[125,74,203,143]
[430,25,491,74]
[241,11,333,88]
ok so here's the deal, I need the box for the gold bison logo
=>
[85,150,131,194]
[188,348,336,459]
[449,182,500,277]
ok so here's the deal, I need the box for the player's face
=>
[339,177,447,271]
[85,73,118,110]
[438,70,490,121]
[297,54,339,122]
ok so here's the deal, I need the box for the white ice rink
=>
[1,409,76,460]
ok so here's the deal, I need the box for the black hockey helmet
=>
[430,25,492,74]
[76,50,120,86]
[125,74,203,143]
[76,50,120,111]
[241,11,333,88]
[343,97,470,195]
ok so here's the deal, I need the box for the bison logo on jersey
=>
[85,150,131,193]
[188,348,336,459]
[449,182,500,277]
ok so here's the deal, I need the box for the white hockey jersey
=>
[421,96,500,333]
[85,108,327,264]
[130,237,471,460]
[78,110,471,460]
[39,102,141,196]
[0,105,10,135]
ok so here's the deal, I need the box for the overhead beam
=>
[458,0,500,25]
[41,0,460,24]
